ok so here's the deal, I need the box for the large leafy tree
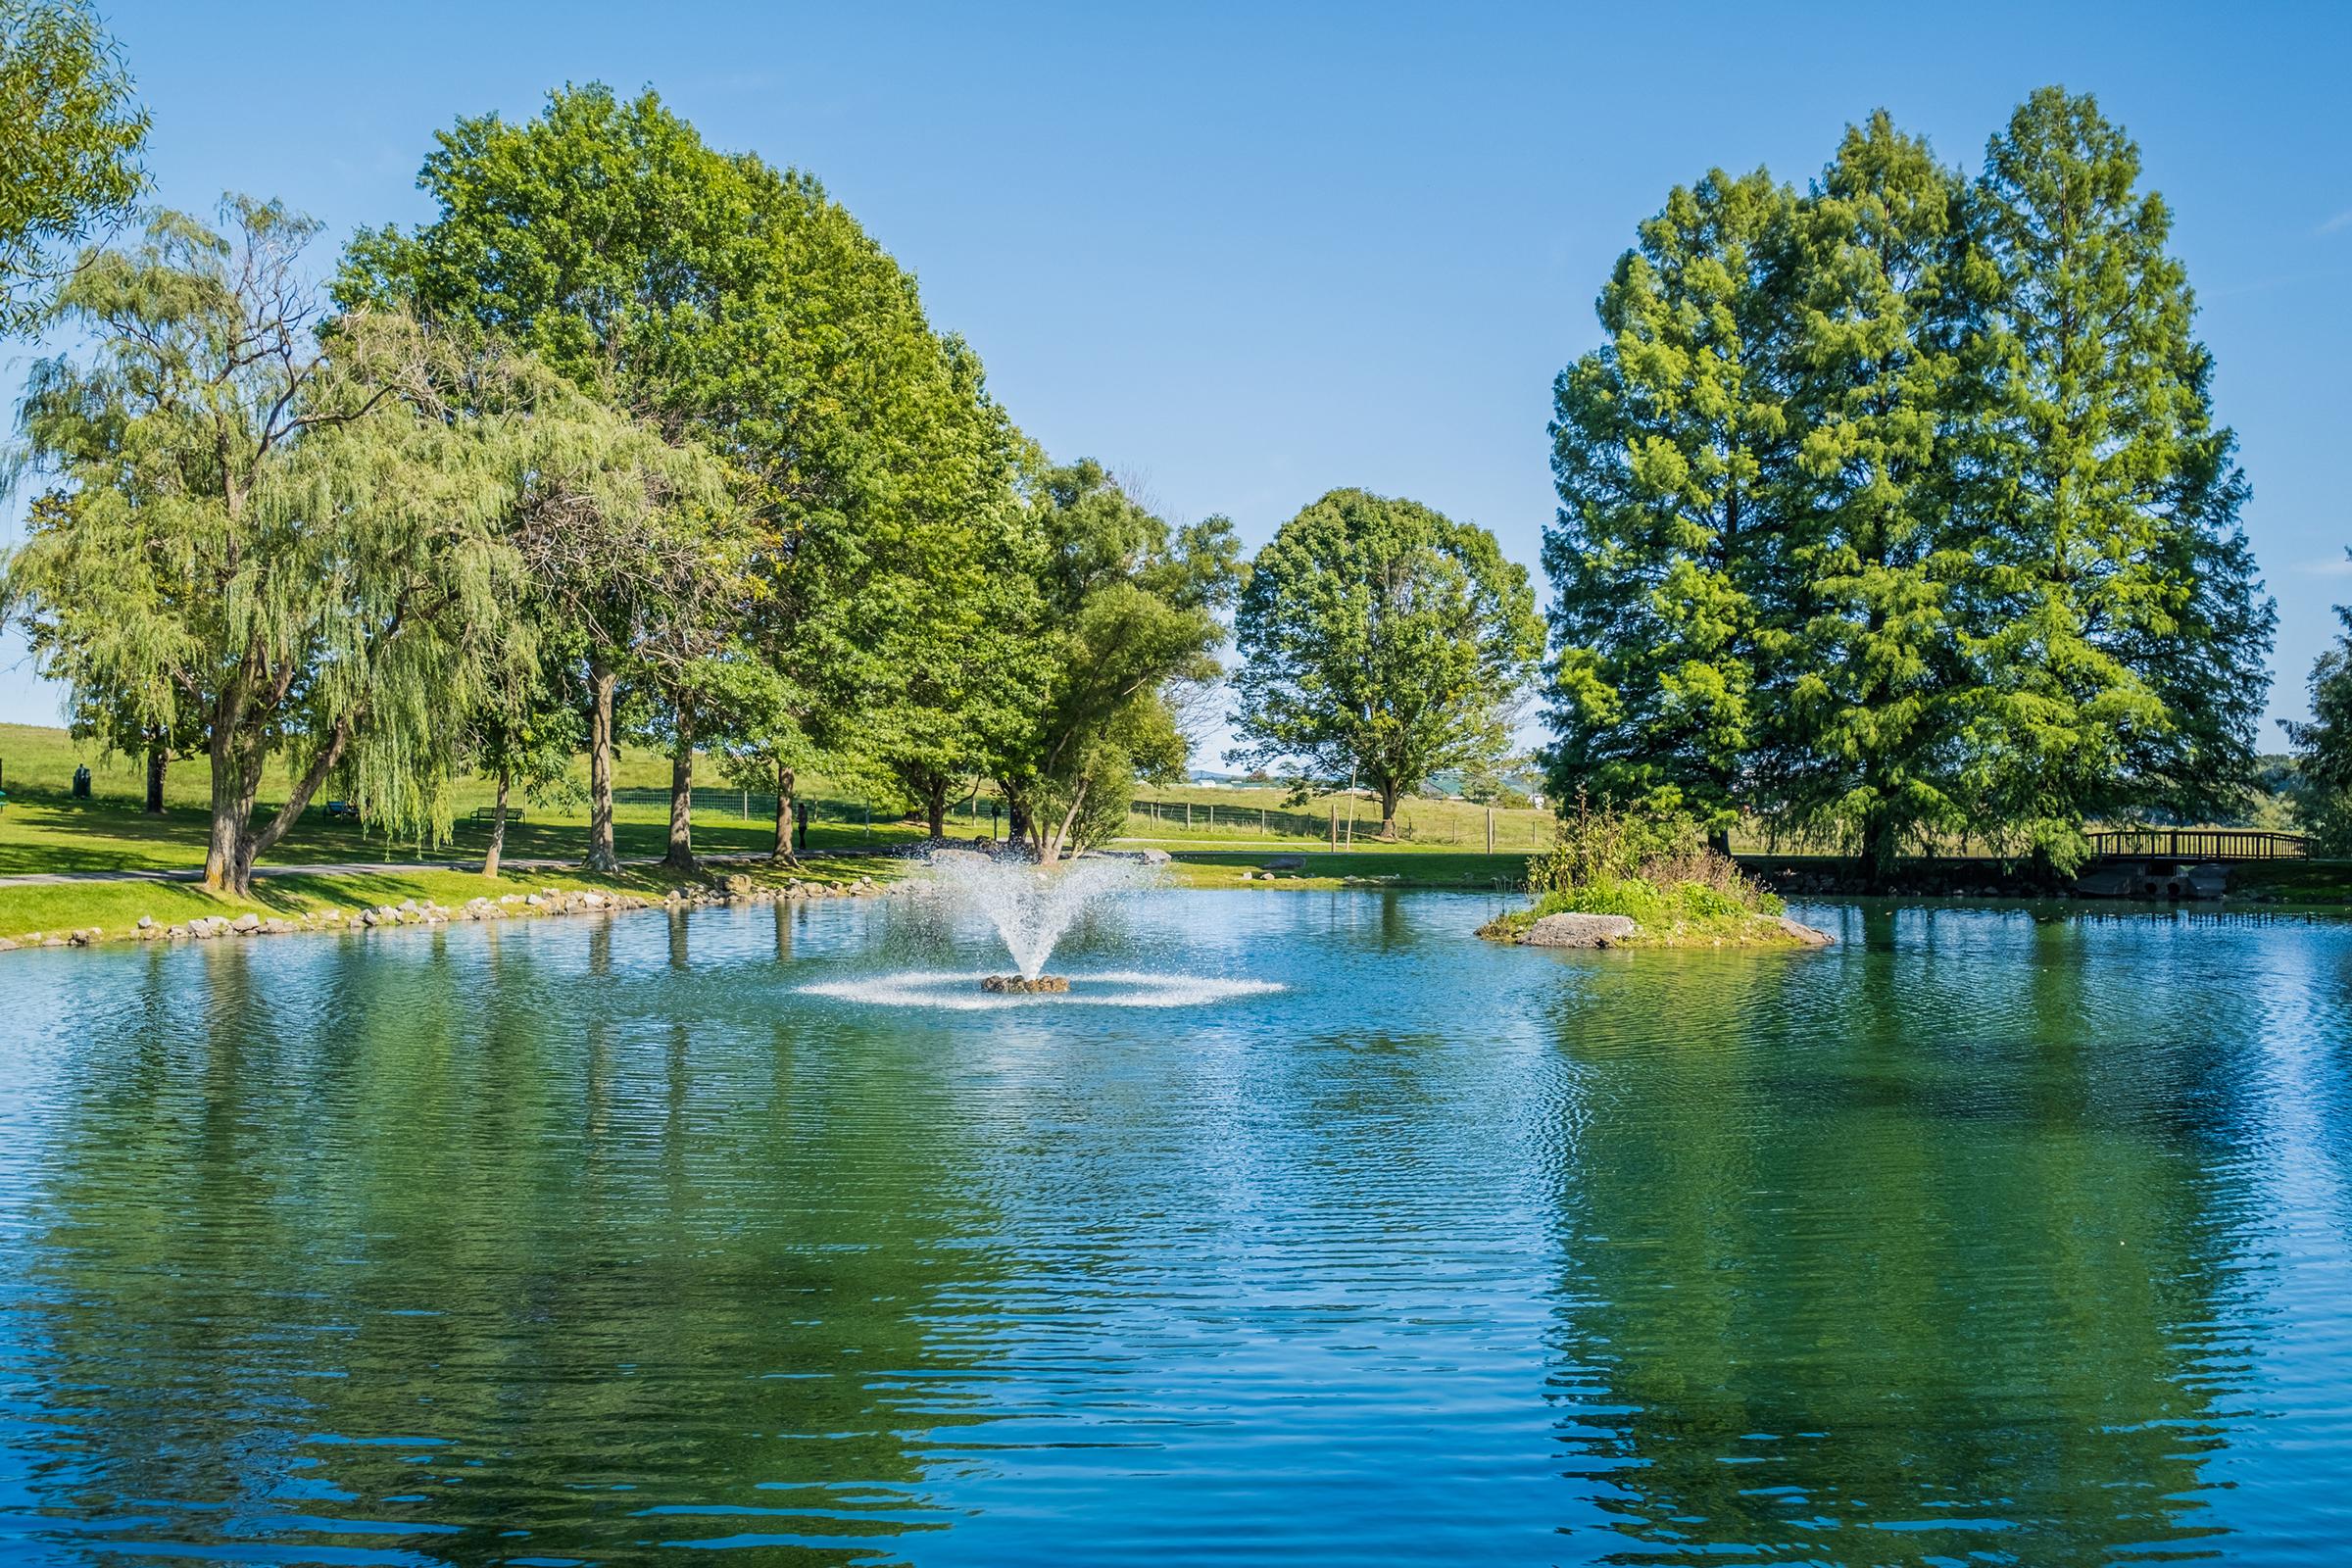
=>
[998,461,1239,863]
[1766,115,1979,884]
[2287,577,2352,856]
[0,0,147,332]
[1967,87,2272,860]
[6,201,525,894]
[1544,168,1800,834]
[339,84,1017,869]
[1544,90,2272,874]
[1230,488,1540,838]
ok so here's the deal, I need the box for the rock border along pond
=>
[0,871,886,954]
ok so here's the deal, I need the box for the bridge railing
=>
[2085,828,2308,861]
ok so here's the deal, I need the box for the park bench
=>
[471,804,524,822]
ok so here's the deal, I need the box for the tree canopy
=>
[7,201,532,892]
[1544,88,2272,875]
[997,461,1240,863]
[1231,488,1541,838]
[0,0,147,333]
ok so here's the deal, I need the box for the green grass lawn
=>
[1120,780,1555,851]
[0,720,928,878]
[1165,849,1537,890]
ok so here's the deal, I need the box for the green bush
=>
[1489,798,1788,945]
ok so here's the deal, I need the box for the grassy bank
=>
[1164,850,1536,890]
[0,854,901,950]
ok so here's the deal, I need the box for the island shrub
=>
[1481,799,1787,945]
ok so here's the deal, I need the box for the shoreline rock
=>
[1522,911,1639,949]
[0,863,891,956]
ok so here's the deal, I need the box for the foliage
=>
[997,461,1240,862]
[0,0,147,332]
[2286,597,2352,856]
[1764,113,1978,884]
[1544,88,2273,877]
[5,200,535,894]
[1965,87,2273,858]
[1486,798,1787,945]
[340,83,1023,869]
[1544,167,1797,832]
[1230,488,1541,837]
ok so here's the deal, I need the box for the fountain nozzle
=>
[981,975,1069,994]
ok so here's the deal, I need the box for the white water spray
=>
[921,852,1146,979]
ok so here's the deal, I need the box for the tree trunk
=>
[663,710,695,871]
[925,775,948,839]
[218,723,348,897]
[770,761,797,861]
[1707,825,1733,858]
[1038,776,1090,866]
[144,742,166,814]
[484,766,510,879]
[584,659,618,872]
[1378,780,1398,842]
[204,735,257,893]
[1861,813,1892,894]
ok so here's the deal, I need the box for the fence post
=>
[1329,807,1337,852]
[1487,805,1494,855]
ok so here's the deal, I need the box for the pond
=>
[2,888,2350,1565]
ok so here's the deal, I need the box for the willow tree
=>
[6,201,523,893]
[1230,488,1540,839]
[1967,88,2271,861]
[1544,168,1801,836]
[0,0,147,332]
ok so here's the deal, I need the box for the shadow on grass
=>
[0,791,920,879]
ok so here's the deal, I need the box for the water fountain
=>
[928,851,1143,990]
[795,848,1282,1010]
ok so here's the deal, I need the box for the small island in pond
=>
[1479,803,1834,950]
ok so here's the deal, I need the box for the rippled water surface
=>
[5,889,2352,1565]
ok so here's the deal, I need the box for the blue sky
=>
[4,0,2347,758]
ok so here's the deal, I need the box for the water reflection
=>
[0,896,2347,1563]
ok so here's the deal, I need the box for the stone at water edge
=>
[1773,916,1836,947]
[1521,911,1639,949]
[980,975,1071,995]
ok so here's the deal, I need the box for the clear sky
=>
[3,0,2346,760]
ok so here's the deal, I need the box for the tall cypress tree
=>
[1765,114,1979,883]
[1544,169,1800,837]
[1967,87,2272,860]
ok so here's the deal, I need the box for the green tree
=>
[492,371,745,873]
[2285,580,2352,855]
[6,201,526,893]
[1544,169,1800,836]
[341,83,1018,869]
[1967,87,2272,863]
[1766,114,1979,884]
[998,461,1239,863]
[13,488,201,810]
[0,0,147,332]
[1230,488,1540,839]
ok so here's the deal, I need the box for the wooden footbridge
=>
[2084,829,2308,862]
